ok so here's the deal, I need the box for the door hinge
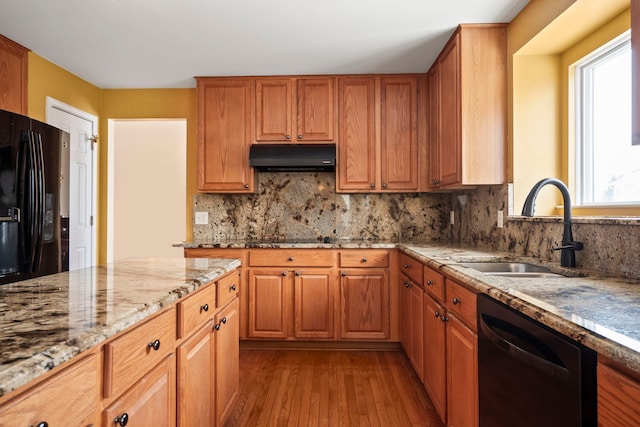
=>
[90,215,94,226]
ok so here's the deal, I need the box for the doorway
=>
[46,97,97,270]
[107,119,186,262]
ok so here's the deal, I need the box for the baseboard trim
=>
[239,340,402,351]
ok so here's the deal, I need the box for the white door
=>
[46,97,97,270]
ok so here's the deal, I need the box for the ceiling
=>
[0,0,529,89]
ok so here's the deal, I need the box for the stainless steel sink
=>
[459,262,566,278]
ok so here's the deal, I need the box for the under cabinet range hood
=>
[249,144,336,172]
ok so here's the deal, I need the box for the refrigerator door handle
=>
[32,132,45,271]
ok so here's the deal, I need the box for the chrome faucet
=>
[521,178,583,268]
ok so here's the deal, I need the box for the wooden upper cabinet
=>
[255,78,293,141]
[337,75,422,193]
[197,78,255,192]
[0,34,28,115]
[380,76,419,191]
[427,24,507,190]
[337,77,376,191]
[255,77,335,143]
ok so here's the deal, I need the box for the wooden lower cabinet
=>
[340,269,389,340]
[103,354,176,427]
[423,293,447,423]
[399,273,424,379]
[215,298,240,425]
[248,268,335,339]
[0,353,99,427]
[598,357,640,427]
[177,321,215,427]
[446,314,477,427]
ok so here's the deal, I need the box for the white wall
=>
[109,119,186,261]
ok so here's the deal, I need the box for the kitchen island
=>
[0,257,241,426]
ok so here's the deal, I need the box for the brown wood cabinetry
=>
[0,353,99,426]
[399,272,424,379]
[337,76,423,192]
[339,268,389,340]
[103,354,176,427]
[255,77,335,142]
[294,270,335,339]
[598,357,640,427]
[215,298,240,426]
[196,77,255,192]
[427,24,507,190]
[0,34,28,115]
[423,290,447,423]
[248,268,291,339]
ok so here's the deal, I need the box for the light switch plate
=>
[195,211,208,225]
[497,210,504,228]
[450,211,455,225]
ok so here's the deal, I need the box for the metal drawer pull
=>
[452,297,460,305]
[147,339,160,351]
[230,284,237,291]
[114,413,129,426]
[200,303,209,312]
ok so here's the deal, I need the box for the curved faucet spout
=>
[521,178,583,268]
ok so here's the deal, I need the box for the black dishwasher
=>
[477,294,596,427]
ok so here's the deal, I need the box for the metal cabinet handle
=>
[288,257,294,261]
[403,281,410,288]
[452,297,460,305]
[114,413,129,426]
[230,284,237,291]
[426,280,433,286]
[434,311,440,318]
[361,258,367,263]
[282,272,287,276]
[441,316,448,323]
[370,183,375,188]
[298,134,303,139]
[404,264,410,269]
[244,183,249,189]
[148,339,160,351]
[221,317,227,324]
[295,271,300,276]
[285,134,291,140]
[341,271,346,277]
[214,323,221,331]
[34,422,49,427]
[200,303,209,312]
[382,183,387,189]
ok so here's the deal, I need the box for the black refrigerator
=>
[0,109,70,285]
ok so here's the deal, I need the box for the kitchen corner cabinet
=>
[196,77,255,192]
[337,76,422,193]
[427,24,507,190]
[0,34,28,115]
[255,77,335,143]
[598,356,640,426]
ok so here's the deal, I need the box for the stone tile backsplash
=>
[192,173,640,279]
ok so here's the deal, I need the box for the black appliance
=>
[477,294,596,427]
[0,109,70,285]
[249,143,336,171]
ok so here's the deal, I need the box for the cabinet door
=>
[340,269,389,340]
[255,78,293,141]
[337,77,376,191]
[423,293,447,424]
[408,281,424,379]
[446,314,477,427]
[216,298,240,426]
[197,78,254,192]
[380,77,419,191]
[427,66,441,189]
[0,35,28,115]
[296,78,335,141]
[438,34,462,187]
[248,269,290,338]
[103,354,176,427]
[598,361,640,427]
[294,270,335,339]
[177,322,214,427]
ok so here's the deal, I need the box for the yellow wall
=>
[100,89,197,264]
[509,0,631,214]
[27,53,197,265]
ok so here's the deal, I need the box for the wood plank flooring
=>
[225,349,445,427]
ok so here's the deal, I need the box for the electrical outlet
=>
[450,211,455,225]
[497,210,504,228]
[194,211,209,225]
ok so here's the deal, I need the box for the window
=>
[575,31,639,206]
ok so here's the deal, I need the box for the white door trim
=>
[45,96,98,268]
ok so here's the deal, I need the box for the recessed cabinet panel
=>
[340,269,389,340]
[255,79,293,141]
[297,78,335,141]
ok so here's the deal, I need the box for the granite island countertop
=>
[0,257,241,398]
[180,239,640,372]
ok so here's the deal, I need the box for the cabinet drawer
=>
[445,279,477,330]
[423,265,445,302]
[339,250,389,268]
[217,270,240,308]
[399,253,423,285]
[0,354,99,426]
[178,284,216,338]
[249,249,334,267]
[104,307,177,398]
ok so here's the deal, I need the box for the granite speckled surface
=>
[0,257,240,397]
[400,244,640,372]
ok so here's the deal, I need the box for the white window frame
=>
[575,30,635,207]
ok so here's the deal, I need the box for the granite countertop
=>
[399,244,640,372]
[0,257,241,398]
[181,240,640,372]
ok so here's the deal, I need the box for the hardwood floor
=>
[225,349,444,427]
